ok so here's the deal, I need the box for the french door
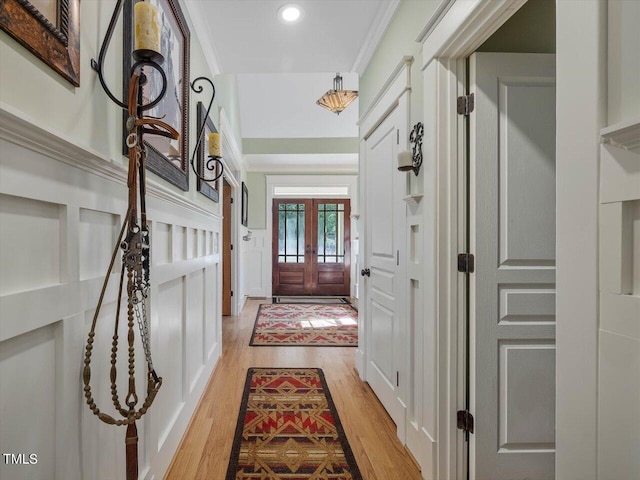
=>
[272,199,350,296]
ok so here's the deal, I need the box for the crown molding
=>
[351,0,401,75]
[415,0,457,44]
[184,0,223,75]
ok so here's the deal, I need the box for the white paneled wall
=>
[0,110,222,480]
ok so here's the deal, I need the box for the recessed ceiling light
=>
[278,4,303,23]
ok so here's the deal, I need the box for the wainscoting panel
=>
[78,208,119,281]
[0,322,59,480]
[0,115,223,480]
[0,194,62,295]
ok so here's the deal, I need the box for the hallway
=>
[165,299,421,480]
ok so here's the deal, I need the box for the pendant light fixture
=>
[316,73,358,115]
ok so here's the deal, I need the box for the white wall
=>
[0,1,243,477]
[0,109,223,480]
[555,2,605,479]
[597,2,640,478]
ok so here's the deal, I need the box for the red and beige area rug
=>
[250,303,358,347]
[226,368,362,480]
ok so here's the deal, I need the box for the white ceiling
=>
[185,0,400,171]
[237,73,359,138]
[186,0,394,74]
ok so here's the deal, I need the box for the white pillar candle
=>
[397,150,414,171]
[208,133,221,157]
[134,2,161,54]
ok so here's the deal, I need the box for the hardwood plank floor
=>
[164,299,422,480]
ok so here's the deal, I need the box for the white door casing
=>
[363,103,408,438]
[469,52,556,479]
[598,120,640,478]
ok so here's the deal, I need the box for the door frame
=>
[416,0,534,478]
[272,198,351,296]
[265,175,358,298]
[219,108,244,315]
[357,56,412,445]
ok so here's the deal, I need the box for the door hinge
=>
[397,129,400,144]
[457,253,475,273]
[457,410,474,433]
[396,250,400,266]
[230,244,233,251]
[396,371,399,387]
[457,93,475,116]
[230,197,234,204]
[230,291,234,297]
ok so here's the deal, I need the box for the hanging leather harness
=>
[83,73,178,479]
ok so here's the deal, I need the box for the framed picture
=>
[196,102,220,203]
[241,182,249,227]
[0,0,80,86]
[123,0,190,191]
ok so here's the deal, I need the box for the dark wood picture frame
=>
[196,102,220,203]
[0,0,80,86]
[123,0,190,191]
[241,182,249,227]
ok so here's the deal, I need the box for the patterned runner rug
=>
[250,303,358,347]
[226,368,362,480]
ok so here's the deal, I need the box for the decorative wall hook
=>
[190,76,225,183]
[410,122,424,176]
[398,122,424,176]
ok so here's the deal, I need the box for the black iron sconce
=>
[189,77,225,183]
[397,122,424,176]
[91,0,168,113]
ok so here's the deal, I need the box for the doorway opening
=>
[459,1,557,478]
[272,198,351,296]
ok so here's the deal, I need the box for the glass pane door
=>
[278,203,306,263]
[316,202,345,264]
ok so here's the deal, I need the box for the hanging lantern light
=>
[316,73,358,115]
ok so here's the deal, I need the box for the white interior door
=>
[469,52,556,479]
[363,105,406,432]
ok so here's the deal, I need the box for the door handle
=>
[360,268,370,277]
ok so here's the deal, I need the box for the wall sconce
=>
[189,77,225,183]
[397,122,424,176]
[86,2,175,479]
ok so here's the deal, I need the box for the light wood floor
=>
[165,299,422,480]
